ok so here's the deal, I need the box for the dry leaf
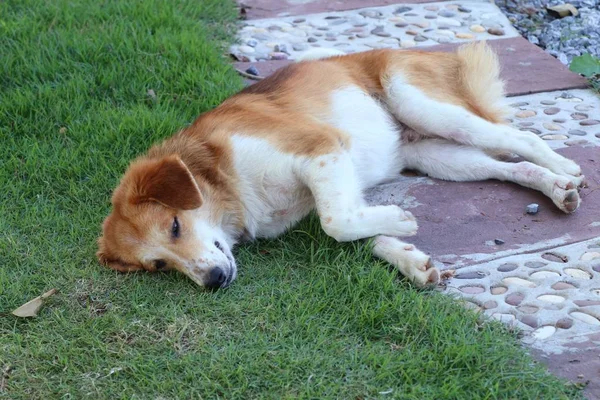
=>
[12,289,57,318]
[547,4,579,18]
[440,269,456,280]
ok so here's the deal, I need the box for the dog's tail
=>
[457,41,509,123]
[295,48,346,62]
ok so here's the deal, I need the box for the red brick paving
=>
[365,146,600,265]
[239,0,443,20]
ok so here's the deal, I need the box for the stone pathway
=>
[507,89,600,148]
[447,238,600,346]
[232,1,518,62]
[234,0,600,396]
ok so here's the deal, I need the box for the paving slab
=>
[234,38,589,96]
[447,238,600,399]
[233,1,518,62]
[240,0,452,20]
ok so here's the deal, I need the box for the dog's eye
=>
[154,259,167,270]
[214,241,223,252]
[171,217,180,238]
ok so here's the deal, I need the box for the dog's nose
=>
[205,267,227,289]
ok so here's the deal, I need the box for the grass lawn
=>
[0,0,583,398]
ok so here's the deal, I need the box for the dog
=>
[97,42,584,289]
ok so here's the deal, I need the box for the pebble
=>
[530,270,560,279]
[503,277,536,288]
[551,282,576,290]
[293,18,306,23]
[307,37,318,43]
[455,271,487,279]
[425,14,437,19]
[543,122,562,131]
[239,45,255,54]
[565,139,588,146]
[518,305,539,314]
[494,239,505,245]
[406,30,418,36]
[245,66,260,76]
[541,100,556,105]
[359,10,383,19]
[570,312,600,326]
[395,22,409,28]
[571,112,588,120]
[520,315,539,328]
[520,128,541,134]
[413,21,430,28]
[246,39,258,47]
[553,118,566,123]
[556,318,573,329]
[568,129,587,136]
[483,300,498,309]
[414,35,428,42]
[458,6,472,13]
[581,252,600,261]
[532,326,556,340]
[537,294,565,303]
[455,32,474,39]
[269,52,288,60]
[505,292,524,306]
[424,5,439,11]
[542,134,568,140]
[394,6,412,14]
[460,285,485,294]
[526,203,539,214]
[525,261,546,268]
[543,107,560,115]
[498,263,518,272]
[400,40,416,48]
[487,27,505,36]
[292,43,308,51]
[356,33,370,39]
[574,300,600,307]
[564,268,592,279]
[371,27,391,37]
[470,24,486,33]
[491,286,508,295]
[580,119,600,126]
[511,101,528,107]
[516,110,536,118]
[436,29,455,38]
[438,10,456,18]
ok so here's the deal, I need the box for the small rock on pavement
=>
[526,203,539,215]
[487,27,505,36]
[245,66,260,76]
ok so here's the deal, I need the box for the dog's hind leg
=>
[372,235,440,286]
[296,152,418,242]
[385,76,583,185]
[400,139,580,213]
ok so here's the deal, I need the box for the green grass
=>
[0,0,582,398]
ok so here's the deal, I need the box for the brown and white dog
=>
[97,42,584,289]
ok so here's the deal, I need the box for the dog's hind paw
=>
[551,179,581,213]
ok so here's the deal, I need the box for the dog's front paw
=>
[386,206,418,237]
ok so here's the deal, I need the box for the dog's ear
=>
[97,237,144,273]
[130,155,203,210]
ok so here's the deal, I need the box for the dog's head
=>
[97,154,237,289]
